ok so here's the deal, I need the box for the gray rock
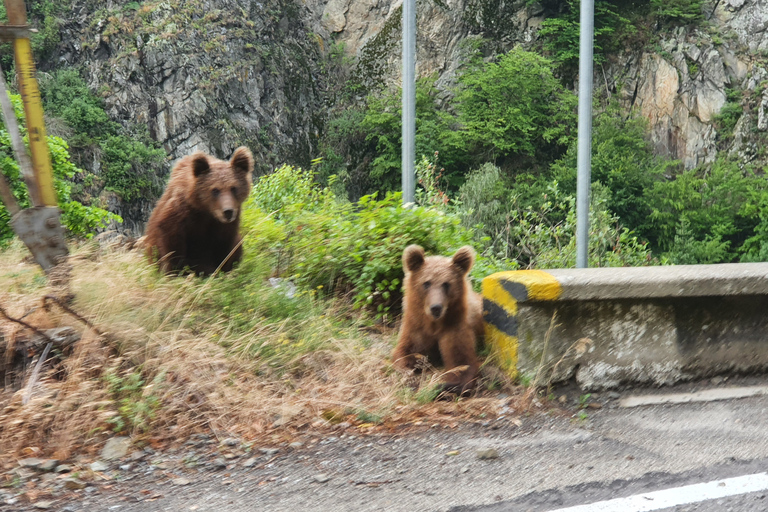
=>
[54,464,72,473]
[63,478,87,490]
[129,450,146,461]
[242,457,258,468]
[33,501,54,509]
[18,458,43,468]
[38,460,58,472]
[172,477,191,486]
[213,457,228,469]
[289,442,303,450]
[90,461,109,472]
[477,448,500,460]
[101,437,131,461]
[314,473,331,483]
[260,447,279,456]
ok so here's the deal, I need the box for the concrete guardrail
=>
[481,263,768,390]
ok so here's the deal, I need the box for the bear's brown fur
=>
[145,147,254,274]
[392,245,484,395]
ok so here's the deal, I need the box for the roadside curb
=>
[481,263,768,390]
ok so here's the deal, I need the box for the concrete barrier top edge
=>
[485,262,768,301]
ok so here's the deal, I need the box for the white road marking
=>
[549,472,768,512]
[619,385,768,408]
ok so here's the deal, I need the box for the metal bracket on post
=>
[11,206,68,271]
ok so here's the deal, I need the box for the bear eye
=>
[423,281,431,290]
[231,186,238,195]
[442,282,451,292]
[212,188,220,198]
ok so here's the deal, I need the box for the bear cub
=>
[392,245,484,396]
[145,147,254,274]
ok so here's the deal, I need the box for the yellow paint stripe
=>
[484,323,518,378]
[490,270,563,301]
[481,270,562,380]
[15,37,56,206]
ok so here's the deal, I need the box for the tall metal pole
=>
[401,0,416,205]
[576,0,594,269]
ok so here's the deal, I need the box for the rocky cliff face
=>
[37,0,768,232]
[54,0,330,174]
[314,0,768,171]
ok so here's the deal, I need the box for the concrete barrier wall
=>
[481,263,768,390]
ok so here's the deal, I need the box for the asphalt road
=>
[7,376,768,512]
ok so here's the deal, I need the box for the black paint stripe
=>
[483,298,517,337]
[501,279,528,302]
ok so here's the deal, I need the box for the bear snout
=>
[429,304,443,318]
[223,208,235,221]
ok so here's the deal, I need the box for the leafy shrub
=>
[0,94,120,242]
[455,47,577,169]
[713,88,743,143]
[360,77,464,193]
[100,130,166,202]
[650,0,703,25]
[551,108,668,231]
[456,168,652,268]
[642,157,766,263]
[538,0,635,78]
[244,165,476,318]
[528,183,654,268]
[39,69,167,203]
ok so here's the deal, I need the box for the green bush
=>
[244,165,477,318]
[360,77,464,193]
[650,0,703,25]
[551,108,669,231]
[642,157,767,262]
[455,47,577,169]
[39,69,167,203]
[538,0,635,78]
[456,166,652,268]
[101,130,166,202]
[0,94,120,242]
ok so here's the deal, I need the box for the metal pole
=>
[6,0,57,207]
[401,0,416,205]
[576,0,594,269]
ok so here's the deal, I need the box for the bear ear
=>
[452,246,475,275]
[231,146,254,177]
[403,245,425,273]
[192,153,210,177]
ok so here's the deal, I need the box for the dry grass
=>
[0,240,523,463]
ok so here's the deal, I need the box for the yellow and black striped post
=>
[482,270,562,378]
[6,0,56,206]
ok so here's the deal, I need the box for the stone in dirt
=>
[64,478,87,490]
[172,478,191,486]
[314,474,331,483]
[18,458,43,468]
[33,501,54,509]
[38,460,58,472]
[101,437,131,461]
[477,448,500,460]
[90,461,109,472]
[242,457,257,468]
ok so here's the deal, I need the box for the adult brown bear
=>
[145,147,253,274]
[392,245,484,395]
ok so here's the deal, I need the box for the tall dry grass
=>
[0,240,519,462]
